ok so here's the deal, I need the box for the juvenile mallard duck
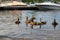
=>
[25,16,36,26]
[25,16,30,26]
[29,18,47,29]
[52,19,58,25]
[30,21,46,26]
[29,21,47,29]
[15,18,20,25]
[52,19,58,29]
[25,17,47,29]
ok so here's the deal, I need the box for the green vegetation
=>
[22,0,60,3]
[22,0,44,3]
[53,0,60,2]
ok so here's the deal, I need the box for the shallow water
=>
[0,10,60,40]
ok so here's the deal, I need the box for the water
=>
[0,10,60,40]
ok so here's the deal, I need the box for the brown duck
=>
[52,19,58,29]
[25,16,36,26]
[15,18,20,24]
[52,19,58,25]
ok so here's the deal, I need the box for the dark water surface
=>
[0,10,60,40]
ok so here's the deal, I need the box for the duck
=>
[30,21,46,26]
[25,16,36,26]
[29,22,46,29]
[52,19,58,25]
[30,16,36,22]
[15,18,20,25]
[25,16,30,26]
[29,18,47,29]
[52,19,58,29]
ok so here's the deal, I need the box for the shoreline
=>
[0,6,39,10]
[0,37,37,40]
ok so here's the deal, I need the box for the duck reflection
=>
[40,18,41,29]
[52,19,58,29]
[25,16,29,26]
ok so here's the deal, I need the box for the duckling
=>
[25,16,36,26]
[30,21,46,25]
[29,18,47,29]
[25,16,30,26]
[29,21,46,29]
[52,19,58,29]
[15,18,20,25]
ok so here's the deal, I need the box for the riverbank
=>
[0,37,34,40]
[0,37,36,40]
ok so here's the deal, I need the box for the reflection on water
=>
[0,10,60,40]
